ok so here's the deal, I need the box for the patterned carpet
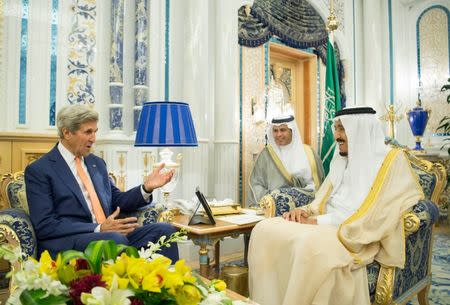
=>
[408,232,450,305]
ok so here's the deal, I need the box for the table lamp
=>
[135,101,198,207]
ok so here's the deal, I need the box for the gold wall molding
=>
[0,133,58,174]
[0,133,58,142]
[116,152,126,191]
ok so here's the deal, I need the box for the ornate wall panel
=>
[48,0,59,126]
[334,0,345,34]
[18,0,29,124]
[109,0,124,130]
[242,46,266,206]
[67,0,96,104]
[417,7,450,135]
[134,0,149,131]
[114,151,127,191]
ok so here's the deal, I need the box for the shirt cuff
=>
[316,214,333,226]
[141,185,152,202]
[94,224,101,232]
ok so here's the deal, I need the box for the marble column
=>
[133,0,149,131]
[109,0,124,131]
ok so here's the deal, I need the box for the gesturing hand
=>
[143,163,174,193]
[100,207,139,235]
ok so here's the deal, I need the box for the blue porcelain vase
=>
[407,106,430,151]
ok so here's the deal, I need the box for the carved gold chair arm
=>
[0,224,22,296]
[403,212,420,236]
[259,194,275,218]
[372,211,421,305]
[373,266,395,305]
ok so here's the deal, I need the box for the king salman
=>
[248,107,423,305]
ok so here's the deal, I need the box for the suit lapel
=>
[48,146,93,218]
[85,157,111,217]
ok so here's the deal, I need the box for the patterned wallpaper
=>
[242,46,266,205]
[418,7,450,135]
[333,0,345,33]
[67,0,96,104]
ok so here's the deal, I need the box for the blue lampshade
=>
[135,101,198,147]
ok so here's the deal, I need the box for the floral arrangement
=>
[0,231,250,305]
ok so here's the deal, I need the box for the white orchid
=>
[6,260,68,305]
[199,291,227,305]
[80,274,134,305]
[0,244,23,263]
[138,229,187,261]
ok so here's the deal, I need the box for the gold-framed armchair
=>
[259,151,446,305]
[0,170,175,302]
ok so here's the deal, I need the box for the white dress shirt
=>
[57,142,151,232]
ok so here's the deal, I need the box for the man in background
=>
[25,104,179,261]
[247,114,324,207]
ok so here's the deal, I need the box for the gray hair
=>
[57,104,99,138]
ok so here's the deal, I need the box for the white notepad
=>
[218,214,265,225]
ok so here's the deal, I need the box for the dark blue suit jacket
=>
[25,145,151,254]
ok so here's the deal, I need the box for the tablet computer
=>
[188,187,216,225]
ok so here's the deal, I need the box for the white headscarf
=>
[328,108,389,209]
[267,115,313,184]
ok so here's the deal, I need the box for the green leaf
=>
[117,245,139,258]
[60,250,86,266]
[19,289,69,305]
[84,240,107,274]
[101,240,118,261]
[40,295,70,305]
[20,290,43,305]
[438,116,450,124]
[221,299,233,305]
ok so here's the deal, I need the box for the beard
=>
[339,151,348,156]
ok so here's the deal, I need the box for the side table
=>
[170,215,260,278]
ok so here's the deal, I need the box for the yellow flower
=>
[57,263,77,285]
[163,272,184,295]
[174,260,196,284]
[211,279,227,291]
[38,251,60,279]
[141,267,167,293]
[175,284,202,305]
[148,256,172,270]
[102,253,131,289]
[126,257,154,289]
